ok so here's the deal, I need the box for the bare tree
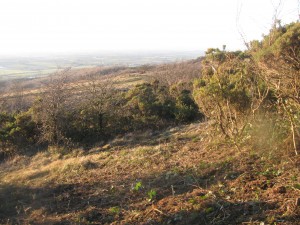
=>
[34,68,71,146]
[77,72,118,137]
[7,80,26,112]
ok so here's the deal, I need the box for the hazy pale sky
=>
[0,0,299,55]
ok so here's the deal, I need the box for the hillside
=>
[1,21,300,224]
[0,59,201,112]
[0,122,299,224]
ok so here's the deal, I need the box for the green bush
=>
[125,81,201,129]
[193,21,300,155]
[0,111,37,158]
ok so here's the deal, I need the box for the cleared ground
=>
[0,122,299,224]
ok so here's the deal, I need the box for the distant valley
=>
[0,51,203,82]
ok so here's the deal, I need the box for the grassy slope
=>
[0,67,147,111]
[0,122,299,224]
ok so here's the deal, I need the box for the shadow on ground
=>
[1,156,298,225]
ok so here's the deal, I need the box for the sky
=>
[0,0,299,56]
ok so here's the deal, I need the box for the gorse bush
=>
[0,111,36,158]
[0,78,202,156]
[251,22,300,155]
[125,81,173,129]
[174,89,201,123]
[125,80,201,129]
[193,21,300,155]
[193,49,262,141]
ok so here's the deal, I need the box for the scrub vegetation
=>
[0,21,300,224]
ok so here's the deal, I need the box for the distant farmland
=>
[0,51,203,81]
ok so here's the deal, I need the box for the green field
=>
[0,51,202,81]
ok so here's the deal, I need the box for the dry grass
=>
[0,122,300,224]
[0,60,200,111]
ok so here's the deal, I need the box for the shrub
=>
[0,111,37,158]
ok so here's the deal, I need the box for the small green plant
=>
[260,168,282,178]
[204,207,214,213]
[293,183,300,190]
[199,195,209,200]
[254,190,260,201]
[188,198,197,204]
[147,189,157,201]
[109,206,120,214]
[198,161,210,170]
[192,136,201,142]
[291,175,297,182]
[133,181,143,191]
